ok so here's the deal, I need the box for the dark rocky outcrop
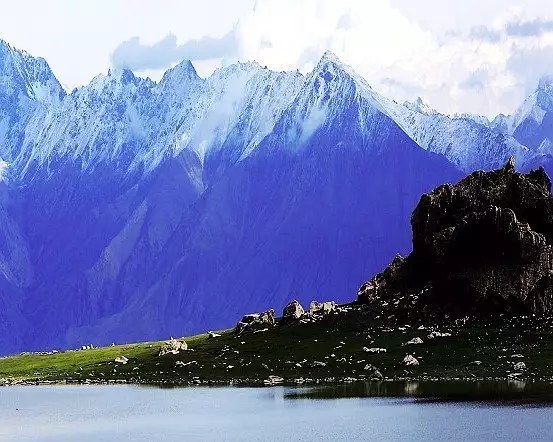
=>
[358,159,553,317]
[282,300,305,323]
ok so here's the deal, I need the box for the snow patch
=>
[0,160,8,180]
[300,103,327,143]
[404,97,438,116]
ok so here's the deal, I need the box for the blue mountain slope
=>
[56,56,462,347]
[0,42,549,354]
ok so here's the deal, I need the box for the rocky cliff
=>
[358,158,553,317]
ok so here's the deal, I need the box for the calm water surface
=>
[1,382,553,441]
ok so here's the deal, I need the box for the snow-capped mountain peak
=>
[0,39,66,164]
[537,75,553,96]
[159,59,201,87]
[404,97,439,115]
[313,50,375,93]
[0,39,65,105]
[533,76,553,113]
[317,50,346,68]
[501,76,553,153]
[107,67,140,86]
[304,50,399,122]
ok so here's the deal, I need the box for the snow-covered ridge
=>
[0,40,66,165]
[490,76,553,155]
[404,97,439,116]
[4,45,305,181]
[0,39,65,106]
[0,40,551,183]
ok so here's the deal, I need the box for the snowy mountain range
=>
[0,39,552,354]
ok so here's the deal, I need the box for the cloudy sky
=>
[1,0,552,117]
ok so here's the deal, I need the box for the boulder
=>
[310,361,327,367]
[114,356,128,365]
[308,301,337,316]
[235,309,275,334]
[264,375,285,386]
[282,300,304,323]
[158,339,188,356]
[427,331,451,339]
[371,370,384,381]
[363,347,387,354]
[259,310,276,326]
[402,355,419,366]
[405,337,424,345]
[240,314,260,324]
[363,364,384,381]
[358,159,553,318]
[514,361,527,371]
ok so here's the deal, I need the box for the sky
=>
[1,0,552,118]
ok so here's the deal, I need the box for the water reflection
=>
[404,381,419,396]
[508,380,526,392]
[285,381,553,405]
[3,385,553,441]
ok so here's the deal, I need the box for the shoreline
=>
[4,305,553,391]
[0,375,544,388]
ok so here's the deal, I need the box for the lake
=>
[2,382,553,441]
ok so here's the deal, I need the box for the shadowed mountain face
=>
[66,98,462,346]
[0,40,550,354]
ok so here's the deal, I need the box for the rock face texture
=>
[234,310,276,334]
[358,159,553,316]
[282,300,305,323]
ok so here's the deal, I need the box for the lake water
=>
[2,382,553,441]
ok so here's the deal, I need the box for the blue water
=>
[1,385,553,441]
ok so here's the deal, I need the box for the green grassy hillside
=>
[2,307,553,386]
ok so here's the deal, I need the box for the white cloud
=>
[231,0,553,118]
[238,0,433,72]
[0,0,254,88]
[111,29,240,71]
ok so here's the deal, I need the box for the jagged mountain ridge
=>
[0,41,64,166]
[60,53,463,346]
[0,40,551,353]
[496,77,553,157]
[393,97,532,173]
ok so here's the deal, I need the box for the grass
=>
[2,307,553,386]
[0,333,214,382]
